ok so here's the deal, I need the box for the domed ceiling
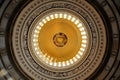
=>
[0,0,120,80]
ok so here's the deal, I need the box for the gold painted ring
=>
[31,11,88,68]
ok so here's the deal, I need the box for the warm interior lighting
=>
[31,12,88,68]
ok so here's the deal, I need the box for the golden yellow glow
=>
[38,18,82,62]
[31,12,88,67]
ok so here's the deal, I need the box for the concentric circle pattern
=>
[29,12,88,68]
[0,0,120,80]
[12,0,106,79]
